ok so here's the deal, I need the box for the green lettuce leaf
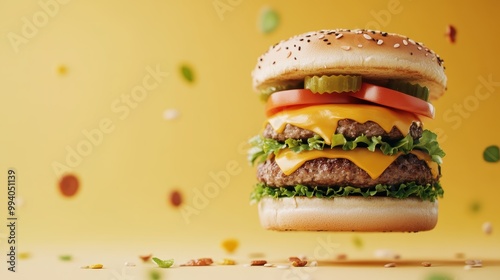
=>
[250,181,444,203]
[248,130,445,165]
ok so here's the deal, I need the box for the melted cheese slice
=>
[268,104,419,145]
[275,148,439,179]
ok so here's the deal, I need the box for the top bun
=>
[252,29,447,100]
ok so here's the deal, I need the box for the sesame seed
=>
[394,43,400,48]
[299,38,304,41]
[335,33,343,39]
[417,46,422,50]
[272,61,276,65]
[377,39,383,45]
[327,42,331,45]
[287,51,292,58]
[323,39,329,42]
[298,46,301,51]
[307,39,310,43]
[357,44,363,48]
[341,46,351,51]
[363,34,372,40]
[276,46,281,51]
[408,38,416,44]
[318,34,325,39]
[403,39,408,45]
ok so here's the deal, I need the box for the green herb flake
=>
[152,257,174,268]
[180,64,195,83]
[352,236,363,249]
[259,7,280,34]
[483,145,500,162]
[59,255,72,261]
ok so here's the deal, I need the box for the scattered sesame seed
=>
[341,46,351,51]
[335,33,343,39]
[408,38,416,44]
[417,46,422,50]
[403,39,408,45]
[307,39,310,43]
[318,34,325,39]
[363,34,372,40]
[394,43,400,48]
[263,263,274,267]
[357,44,363,48]
[276,46,281,51]
[327,42,331,45]
[287,51,292,58]
[377,39,383,45]
[323,39,328,42]
[298,46,301,51]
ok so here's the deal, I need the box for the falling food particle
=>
[259,7,280,34]
[263,263,274,267]
[277,264,290,269]
[482,222,493,235]
[180,258,213,266]
[421,262,432,267]
[483,145,499,162]
[384,262,396,268]
[152,257,174,268]
[149,270,162,280]
[82,264,103,269]
[180,64,195,83]
[57,65,68,76]
[250,260,267,266]
[140,254,153,262]
[169,190,183,207]
[59,255,72,261]
[221,238,239,254]
[58,174,79,197]
[18,252,30,259]
[163,109,180,121]
[469,201,482,214]
[352,235,363,249]
[445,25,457,43]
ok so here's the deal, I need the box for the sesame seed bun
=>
[258,196,438,232]
[252,29,446,100]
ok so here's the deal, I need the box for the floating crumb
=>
[169,189,183,207]
[482,222,493,235]
[139,254,153,262]
[309,260,318,267]
[181,258,213,266]
[336,253,347,260]
[263,263,274,267]
[421,262,432,267]
[18,252,30,259]
[445,25,457,43]
[384,262,396,268]
[82,264,103,269]
[259,6,280,34]
[59,174,79,197]
[219,258,236,265]
[163,109,180,121]
[57,65,68,76]
[59,255,72,261]
[250,260,267,266]
[221,238,239,254]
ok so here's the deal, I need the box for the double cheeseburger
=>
[248,29,446,232]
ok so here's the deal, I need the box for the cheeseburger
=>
[248,29,446,232]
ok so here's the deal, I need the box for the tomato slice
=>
[265,84,435,119]
[266,89,365,117]
[349,83,435,118]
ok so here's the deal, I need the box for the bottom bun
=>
[258,196,438,232]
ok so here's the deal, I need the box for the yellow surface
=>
[0,0,499,279]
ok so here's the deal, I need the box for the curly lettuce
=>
[250,181,444,203]
[248,129,445,165]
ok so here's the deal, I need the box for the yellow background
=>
[0,0,499,279]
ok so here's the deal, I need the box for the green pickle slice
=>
[304,75,362,93]
[260,82,302,101]
[386,80,430,101]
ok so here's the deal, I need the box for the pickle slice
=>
[386,80,430,101]
[305,75,362,94]
[260,82,303,101]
